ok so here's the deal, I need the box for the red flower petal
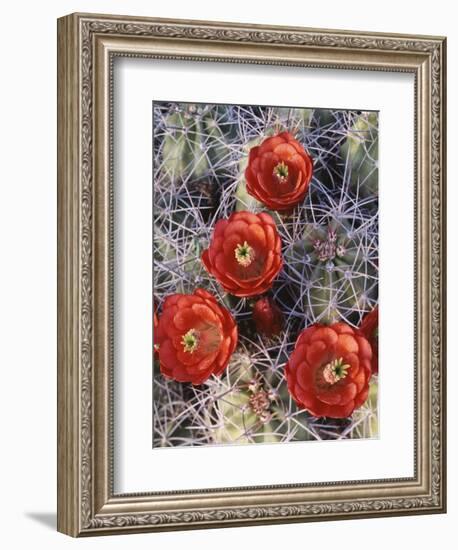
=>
[213,219,229,239]
[356,335,373,360]
[173,308,197,331]
[359,308,378,374]
[336,334,359,357]
[310,326,338,347]
[191,303,219,326]
[259,134,286,154]
[194,288,215,302]
[306,340,328,366]
[272,142,297,160]
[248,145,260,163]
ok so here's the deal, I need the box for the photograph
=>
[152,101,379,448]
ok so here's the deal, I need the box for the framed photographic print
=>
[57,13,447,536]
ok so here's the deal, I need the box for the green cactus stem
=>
[285,219,378,325]
[340,112,378,197]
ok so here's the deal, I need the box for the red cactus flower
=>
[245,131,313,211]
[155,289,238,385]
[252,296,283,337]
[359,307,378,374]
[153,302,159,358]
[285,322,372,418]
[202,211,283,297]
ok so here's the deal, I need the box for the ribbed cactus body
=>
[234,136,264,213]
[161,104,234,182]
[285,219,377,325]
[348,379,379,439]
[340,112,378,197]
[208,355,311,444]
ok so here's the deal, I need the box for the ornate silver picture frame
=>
[57,12,446,536]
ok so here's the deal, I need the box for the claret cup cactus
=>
[152,102,379,448]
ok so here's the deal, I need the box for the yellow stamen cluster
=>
[181,329,199,353]
[273,161,289,183]
[235,241,255,267]
[322,357,349,385]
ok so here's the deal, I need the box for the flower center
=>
[322,357,349,385]
[181,328,199,353]
[235,241,255,267]
[273,161,289,183]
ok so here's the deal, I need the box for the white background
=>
[0,1,454,548]
[115,60,414,492]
